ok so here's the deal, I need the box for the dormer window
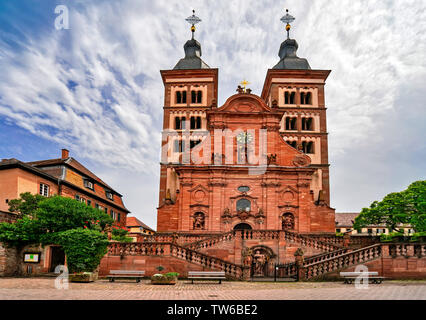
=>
[300,92,312,105]
[191,90,202,104]
[105,191,114,201]
[176,91,187,104]
[84,179,94,190]
[285,91,296,104]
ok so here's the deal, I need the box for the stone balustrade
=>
[107,241,248,280]
[283,230,342,251]
[304,244,382,280]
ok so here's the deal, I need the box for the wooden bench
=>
[107,270,145,283]
[340,272,385,284]
[188,271,226,284]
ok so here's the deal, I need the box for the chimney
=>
[61,149,69,159]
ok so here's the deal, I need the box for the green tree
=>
[8,192,45,218]
[354,180,426,233]
[55,228,109,273]
[0,194,115,274]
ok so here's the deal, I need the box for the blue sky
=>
[0,0,425,229]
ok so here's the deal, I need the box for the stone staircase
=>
[107,230,382,280]
[107,241,248,279]
[185,229,342,252]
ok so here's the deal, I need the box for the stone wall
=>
[0,242,18,276]
[0,211,17,223]
[0,243,47,277]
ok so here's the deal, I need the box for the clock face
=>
[237,132,253,144]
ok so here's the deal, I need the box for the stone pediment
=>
[215,94,272,113]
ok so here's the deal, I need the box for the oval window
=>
[238,186,250,193]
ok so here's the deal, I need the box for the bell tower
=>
[158,11,218,231]
[261,9,332,206]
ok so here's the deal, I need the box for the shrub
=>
[165,272,179,279]
[55,228,109,273]
[112,227,132,242]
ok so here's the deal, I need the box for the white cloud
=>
[0,0,425,228]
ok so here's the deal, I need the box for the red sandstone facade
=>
[157,62,335,236]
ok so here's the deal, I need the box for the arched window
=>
[300,92,311,105]
[176,91,187,104]
[284,91,295,104]
[306,92,312,105]
[301,117,314,131]
[193,212,205,230]
[286,140,297,149]
[233,223,252,230]
[302,141,314,154]
[285,117,297,130]
[190,116,202,129]
[282,213,295,230]
[175,116,186,130]
[191,90,202,103]
[236,199,251,212]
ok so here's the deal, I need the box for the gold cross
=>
[240,80,250,92]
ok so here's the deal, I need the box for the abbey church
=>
[101,10,354,280]
[157,10,335,236]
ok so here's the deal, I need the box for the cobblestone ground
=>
[0,278,425,300]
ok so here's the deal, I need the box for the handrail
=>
[107,241,248,279]
[304,243,382,279]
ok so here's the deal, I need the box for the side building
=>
[126,217,156,242]
[335,212,415,236]
[0,149,129,227]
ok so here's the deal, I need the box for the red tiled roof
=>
[27,157,116,193]
[335,212,359,227]
[1,157,129,213]
[126,216,155,232]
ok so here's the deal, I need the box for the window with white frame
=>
[39,183,49,197]
[105,191,113,201]
[84,179,94,190]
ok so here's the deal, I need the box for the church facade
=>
[99,11,426,281]
[157,13,335,237]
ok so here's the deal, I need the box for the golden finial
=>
[240,80,250,92]
[280,9,295,39]
[186,10,202,39]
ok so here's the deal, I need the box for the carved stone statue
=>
[193,212,205,230]
[253,250,267,276]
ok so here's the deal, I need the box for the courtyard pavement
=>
[0,278,425,300]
